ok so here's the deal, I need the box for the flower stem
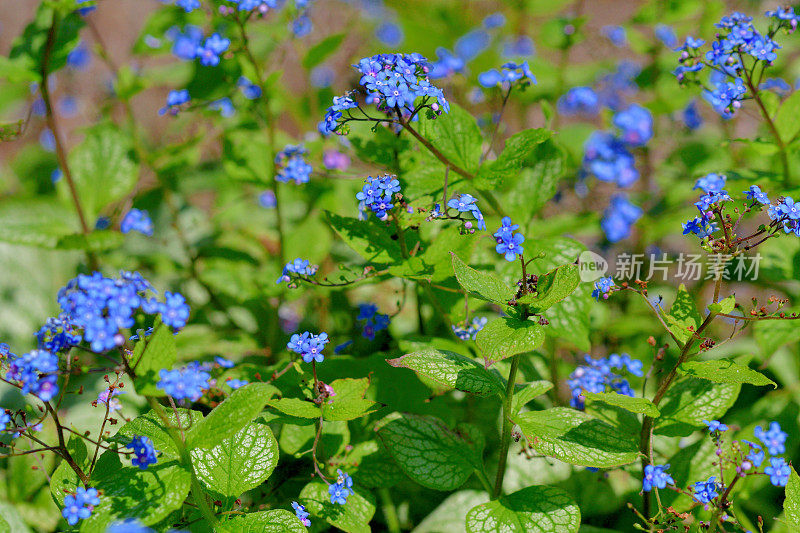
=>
[492,353,521,499]
[378,487,401,533]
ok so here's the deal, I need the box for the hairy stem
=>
[493,353,521,499]
[378,487,402,533]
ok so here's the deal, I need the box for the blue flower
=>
[0,410,10,431]
[493,217,525,262]
[106,519,153,533]
[237,76,262,100]
[157,364,211,401]
[655,25,678,48]
[692,476,719,504]
[36,315,81,353]
[292,501,311,527]
[779,197,800,220]
[67,41,91,70]
[357,175,401,219]
[676,36,706,50]
[175,0,200,12]
[683,100,703,130]
[754,421,787,455]
[744,185,770,204]
[127,436,158,470]
[613,104,653,146]
[602,25,627,47]
[765,457,790,487]
[591,277,615,301]
[196,33,230,67]
[120,209,154,236]
[76,0,96,16]
[226,379,248,390]
[642,464,675,491]
[478,61,536,88]
[158,90,190,116]
[694,173,727,193]
[455,29,490,61]
[375,22,403,46]
[357,304,390,340]
[259,190,277,208]
[483,13,506,29]
[62,487,100,526]
[502,36,535,58]
[703,420,728,433]
[558,87,599,116]
[168,25,204,61]
[583,132,638,187]
[743,440,765,467]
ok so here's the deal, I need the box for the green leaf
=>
[299,481,375,533]
[279,420,349,457]
[186,382,278,449]
[517,264,580,313]
[655,378,740,437]
[662,438,720,508]
[302,33,345,69]
[413,490,488,533]
[476,129,553,189]
[503,139,565,219]
[664,284,702,344]
[475,317,545,363]
[338,441,404,489]
[451,252,514,303]
[465,485,580,533]
[79,460,192,532]
[544,287,592,351]
[511,381,554,415]
[50,436,88,505]
[784,466,800,528]
[584,392,660,417]
[707,295,735,315]
[54,231,124,252]
[514,407,640,467]
[0,199,74,248]
[775,90,800,143]
[754,316,800,358]
[417,103,482,174]
[218,510,308,533]
[327,211,416,267]
[9,5,84,78]
[377,414,484,490]
[677,359,776,388]
[114,408,203,459]
[190,421,279,498]
[128,323,176,396]
[387,349,504,396]
[67,124,138,221]
[322,378,380,421]
[268,397,323,419]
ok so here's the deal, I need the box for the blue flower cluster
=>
[567,354,643,409]
[319,53,449,135]
[755,421,787,455]
[452,316,488,340]
[55,272,189,352]
[675,9,799,118]
[121,208,154,236]
[277,258,319,284]
[127,435,159,470]
[557,87,600,116]
[157,363,211,402]
[276,145,313,184]
[357,304,390,340]
[62,487,100,526]
[478,61,536,88]
[329,469,353,505]
[601,194,642,242]
[591,277,615,301]
[288,331,330,363]
[582,132,639,188]
[356,174,401,219]
[446,194,486,231]
[642,464,674,492]
[6,349,59,401]
[493,217,524,261]
[703,419,729,433]
[292,501,311,527]
[36,315,81,354]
